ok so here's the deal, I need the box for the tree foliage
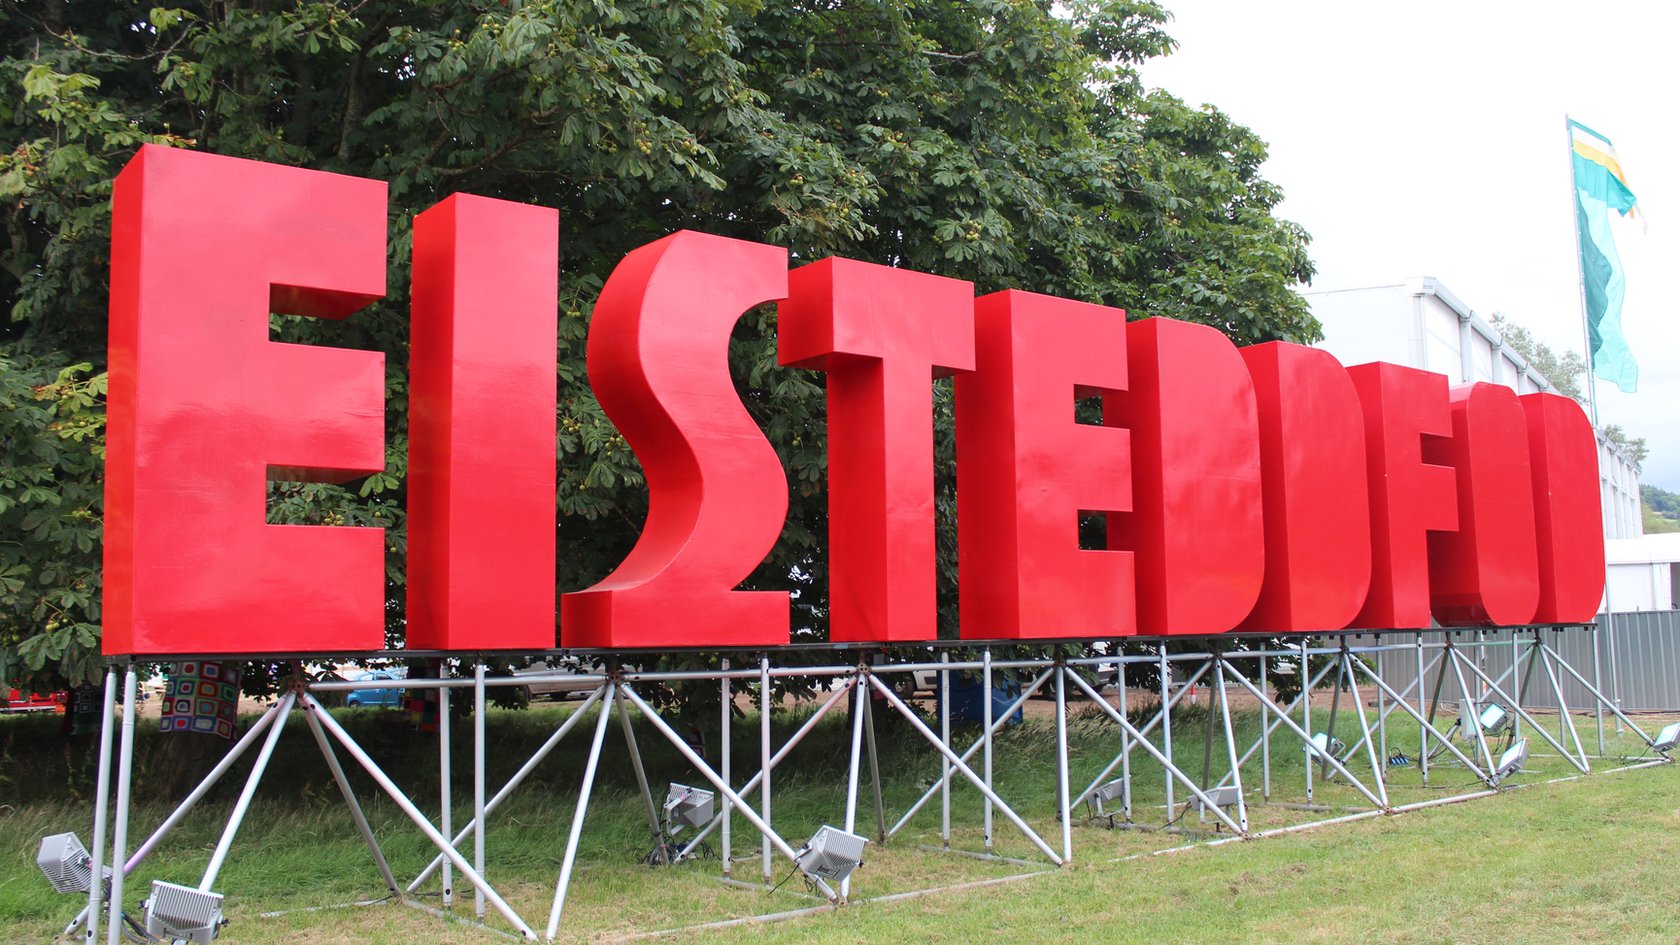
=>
[1,0,1317,689]
[1489,313,1646,470]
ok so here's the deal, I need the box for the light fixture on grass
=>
[36,832,109,894]
[143,880,225,945]
[663,783,715,832]
[1307,732,1346,759]
[1493,738,1528,786]
[1652,721,1680,755]
[1188,785,1242,814]
[1086,779,1126,820]
[794,825,868,886]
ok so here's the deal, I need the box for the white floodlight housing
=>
[663,783,715,830]
[36,832,107,894]
[1307,732,1345,759]
[1652,721,1680,754]
[1188,786,1243,814]
[1494,738,1528,785]
[1477,703,1509,734]
[795,826,868,886]
[143,880,225,945]
[1087,778,1126,817]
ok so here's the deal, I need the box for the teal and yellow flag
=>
[1570,119,1640,393]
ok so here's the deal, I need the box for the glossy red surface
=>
[1107,318,1263,634]
[104,145,387,655]
[1428,383,1541,626]
[407,195,559,650]
[779,258,975,642]
[1522,392,1606,622]
[954,290,1134,639]
[1239,343,1372,632]
[1348,363,1458,628]
[559,232,791,648]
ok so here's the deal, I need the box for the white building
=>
[1304,278,1658,611]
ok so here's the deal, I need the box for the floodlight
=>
[36,832,108,895]
[795,826,868,886]
[1477,703,1510,735]
[143,880,225,945]
[1188,786,1242,814]
[1306,732,1345,759]
[1086,779,1126,818]
[663,783,715,831]
[1652,721,1680,755]
[1493,738,1528,785]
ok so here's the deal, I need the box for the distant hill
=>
[1643,485,1680,534]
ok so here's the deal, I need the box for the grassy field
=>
[2,693,1674,944]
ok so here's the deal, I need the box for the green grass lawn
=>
[2,696,1673,944]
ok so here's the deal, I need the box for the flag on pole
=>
[1569,119,1640,393]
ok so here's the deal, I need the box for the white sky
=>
[1140,0,1680,490]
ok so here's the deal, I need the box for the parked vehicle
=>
[344,670,404,708]
[2,688,68,713]
[511,659,605,701]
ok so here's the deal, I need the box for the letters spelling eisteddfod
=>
[102,146,1603,657]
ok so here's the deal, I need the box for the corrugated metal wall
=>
[1371,611,1680,713]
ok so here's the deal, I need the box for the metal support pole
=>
[200,691,296,891]
[1258,654,1270,801]
[1339,654,1389,808]
[83,669,117,945]
[1319,641,1345,781]
[842,669,866,901]
[719,657,731,877]
[1159,645,1174,813]
[546,683,616,940]
[983,647,994,853]
[1349,658,1491,783]
[1511,630,1524,745]
[617,685,837,898]
[1545,640,1653,744]
[889,670,1051,839]
[1538,645,1590,768]
[302,704,400,897]
[473,662,486,920]
[681,679,855,858]
[1062,671,1246,835]
[866,675,1064,864]
[1209,658,1343,796]
[104,667,137,945]
[439,677,453,908]
[617,685,666,859]
[1214,659,1248,833]
[1417,633,1430,785]
[1447,640,1497,773]
[862,672,887,844]
[759,656,772,886]
[1055,662,1071,863]
[409,686,606,892]
[1591,622,1607,754]
[302,694,536,940]
[1301,638,1313,803]
[939,650,951,850]
[1119,656,1134,818]
[1216,659,1386,811]
[1376,654,1388,767]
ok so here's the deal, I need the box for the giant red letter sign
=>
[407,196,559,650]
[1523,392,1605,622]
[1239,343,1372,632]
[955,290,1134,639]
[1429,383,1541,625]
[1347,363,1458,628]
[1107,318,1263,634]
[104,145,386,654]
[560,232,790,648]
[780,259,975,642]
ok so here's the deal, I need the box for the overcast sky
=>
[1140,0,1679,490]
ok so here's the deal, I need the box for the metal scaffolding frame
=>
[56,626,1674,942]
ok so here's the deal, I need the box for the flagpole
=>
[1564,113,1601,428]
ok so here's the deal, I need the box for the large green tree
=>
[1,0,1317,688]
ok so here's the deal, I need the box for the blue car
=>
[345,670,404,708]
